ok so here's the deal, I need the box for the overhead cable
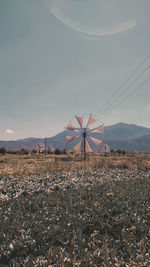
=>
[94,53,150,116]
[99,63,150,117]
[100,76,150,119]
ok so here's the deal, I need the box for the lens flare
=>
[50,1,136,36]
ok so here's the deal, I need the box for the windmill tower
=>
[65,114,104,160]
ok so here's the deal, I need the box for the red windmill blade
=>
[65,114,104,160]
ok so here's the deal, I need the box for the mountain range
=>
[1,122,150,152]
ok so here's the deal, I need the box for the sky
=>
[0,0,150,140]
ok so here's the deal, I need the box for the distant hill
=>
[104,122,150,140]
[104,122,150,152]
[1,122,150,152]
[106,134,150,152]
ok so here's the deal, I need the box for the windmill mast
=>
[83,128,86,160]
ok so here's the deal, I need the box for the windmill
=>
[102,144,110,155]
[36,142,45,153]
[65,114,104,160]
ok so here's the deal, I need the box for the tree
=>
[0,147,6,155]
[54,148,62,155]
[20,148,29,155]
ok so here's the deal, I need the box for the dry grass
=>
[0,153,150,176]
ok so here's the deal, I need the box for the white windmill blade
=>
[86,113,97,129]
[37,142,44,148]
[66,135,80,145]
[89,136,103,146]
[73,138,83,152]
[85,139,93,153]
[89,124,104,133]
[75,115,84,129]
[65,122,80,132]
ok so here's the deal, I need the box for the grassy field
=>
[0,153,150,266]
[0,152,150,176]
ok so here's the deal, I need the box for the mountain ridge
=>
[1,122,150,152]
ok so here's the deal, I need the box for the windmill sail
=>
[66,135,79,144]
[85,139,93,153]
[75,115,84,129]
[89,125,104,133]
[65,122,80,132]
[73,139,83,152]
[90,136,103,146]
[86,113,97,128]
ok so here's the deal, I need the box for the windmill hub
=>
[83,128,87,136]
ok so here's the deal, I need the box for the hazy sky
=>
[0,0,150,140]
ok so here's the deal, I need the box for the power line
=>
[100,76,150,119]
[99,63,150,118]
[94,53,150,116]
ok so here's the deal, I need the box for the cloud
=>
[5,129,15,134]
[50,6,136,36]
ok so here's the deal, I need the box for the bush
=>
[54,148,62,155]
[0,147,6,155]
[7,150,18,154]
[20,148,29,155]
[62,149,67,154]
[116,149,122,154]
[32,149,37,154]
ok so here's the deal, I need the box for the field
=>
[0,153,150,266]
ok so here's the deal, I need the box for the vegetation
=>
[0,147,6,155]
[0,153,150,266]
[0,152,150,176]
[54,148,62,155]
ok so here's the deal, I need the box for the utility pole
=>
[45,138,47,154]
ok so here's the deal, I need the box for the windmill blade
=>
[89,124,104,133]
[66,135,80,145]
[89,136,103,146]
[65,122,80,132]
[86,113,97,129]
[85,139,93,153]
[73,138,83,152]
[75,115,84,129]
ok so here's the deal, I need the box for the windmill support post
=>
[83,128,86,160]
